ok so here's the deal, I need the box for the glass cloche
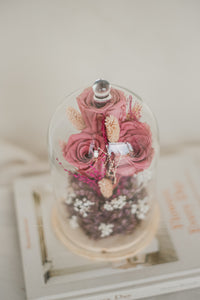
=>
[48,79,159,261]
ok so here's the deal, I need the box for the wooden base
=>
[52,204,160,262]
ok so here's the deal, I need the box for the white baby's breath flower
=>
[98,223,114,238]
[104,195,127,211]
[74,197,94,217]
[137,212,146,220]
[138,198,149,214]
[131,196,150,220]
[136,170,152,186]
[104,203,113,211]
[131,204,137,214]
[65,192,76,205]
[69,215,79,229]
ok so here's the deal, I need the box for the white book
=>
[14,150,200,300]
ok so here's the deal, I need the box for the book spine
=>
[71,275,200,300]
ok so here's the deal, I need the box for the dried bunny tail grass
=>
[126,98,142,121]
[132,102,142,120]
[98,178,113,198]
[105,115,120,143]
[66,107,86,130]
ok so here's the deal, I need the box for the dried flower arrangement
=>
[58,87,154,240]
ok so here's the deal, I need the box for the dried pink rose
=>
[76,87,126,132]
[116,120,154,176]
[62,130,106,180]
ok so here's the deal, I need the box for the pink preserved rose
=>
[62,130,106,180]
[76,87,126,132]
[116,120,154,176]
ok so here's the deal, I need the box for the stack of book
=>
[14,147,200,300]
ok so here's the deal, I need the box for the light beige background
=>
[1,0,200,158]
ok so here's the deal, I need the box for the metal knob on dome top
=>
[93,79,111,102]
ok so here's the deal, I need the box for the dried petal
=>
[98,178,113,198]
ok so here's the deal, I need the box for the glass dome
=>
[48,79,159,261]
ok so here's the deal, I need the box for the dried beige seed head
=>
[98,178,113,198]
[66,107,86,130]
[132,102,142,120]
[105,115,120,143]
